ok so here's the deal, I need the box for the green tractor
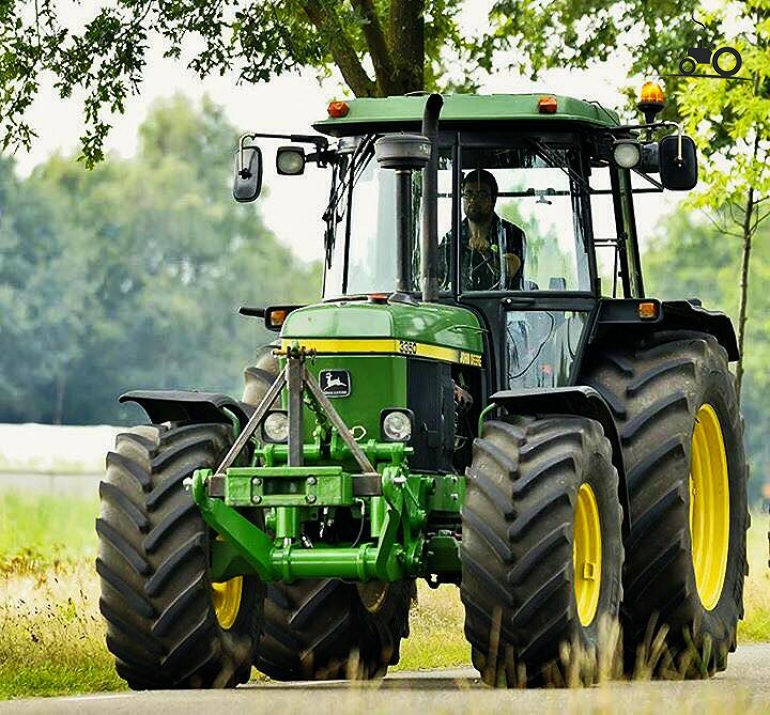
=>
[96,87,749,688]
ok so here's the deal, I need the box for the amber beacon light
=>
[637,82,665,124]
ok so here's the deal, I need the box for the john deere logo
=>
[320,370,351,398]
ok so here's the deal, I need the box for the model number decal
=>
[459,351,482,367]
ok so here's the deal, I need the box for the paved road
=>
[2,643,769,714]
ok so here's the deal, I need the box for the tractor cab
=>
[234,90,698,407]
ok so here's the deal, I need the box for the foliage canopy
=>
[0,0,478,165]
[0,96,319,424]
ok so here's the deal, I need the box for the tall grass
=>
[0,491,768,699]
[0,492,124,699]
[738,509,770,642]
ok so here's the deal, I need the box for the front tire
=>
[96,422,264,689]
[461,416,624,687]
[582,332,749,677]
[256,578,415,680]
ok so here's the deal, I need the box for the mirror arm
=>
[238,134,257,177]
[238,132,329,173]
[306,148,337,168]
[607,120,680,136]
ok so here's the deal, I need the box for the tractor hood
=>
[280,300,484,365]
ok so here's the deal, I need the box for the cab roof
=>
[313,93,621,137]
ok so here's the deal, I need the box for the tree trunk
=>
[351,0,397,95]
[388,0,425,95]
[54,373,66,425]
[735,185,756,401]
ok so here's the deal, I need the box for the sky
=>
[11,2,681,265]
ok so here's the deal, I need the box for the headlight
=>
[262,411,289,443]
[276,146,306,175]
[613,141,642,169]
[381,410,413,442]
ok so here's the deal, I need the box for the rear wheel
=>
[96,422,264,689]
[582,332,749,677]
[461,416,623,687]
[256,578,415,680]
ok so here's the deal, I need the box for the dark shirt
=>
[439,215,526,291]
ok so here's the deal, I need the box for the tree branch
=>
[702,210,742,239]
[350,0,396,95]
[301,0,377,96]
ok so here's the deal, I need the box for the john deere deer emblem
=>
[319,370,351,398]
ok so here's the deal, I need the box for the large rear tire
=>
[256,578,415,680]
[582,332,749,677]
[96,422,264,689]
[461,415,623,687]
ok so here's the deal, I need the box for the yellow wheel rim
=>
[357,582,390,613]
[689,403,730,611]
[573,483,602,627]
[211,577,243,630]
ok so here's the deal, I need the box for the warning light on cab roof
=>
[537,97,558,114]
[638,81,665,124]
[327,101,350,118]
[639,81,665,108]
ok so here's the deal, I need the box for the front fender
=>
[119,389,253,428]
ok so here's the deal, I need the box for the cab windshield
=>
[322,133,592,298]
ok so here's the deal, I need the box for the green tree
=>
[485,1,768,399]
[676,2,770,396]
[0,156,94,422]
[0,96,320,424]
[645,211,770,506]
[0,0,475,165]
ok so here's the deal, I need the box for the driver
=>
[439,169,526,291]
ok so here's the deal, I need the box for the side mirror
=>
[233,143,263,202]
[659,134,698,191]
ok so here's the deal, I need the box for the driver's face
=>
[462,184,495,222]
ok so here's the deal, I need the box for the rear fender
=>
[488,386,631,538]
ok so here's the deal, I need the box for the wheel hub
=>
[211,576,244,630]
[357,582,390,613]
[689,403,730,610]
[573,483,602,627]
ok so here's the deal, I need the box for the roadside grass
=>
[0,493,124,699]
[737,509,770,642]
[0,561,124,699]
[395,583,470,670]
[0,491,767,699]
[0,491,100,564]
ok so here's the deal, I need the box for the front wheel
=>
[96,422,264,689]
[256,578,415,680]
[461,416,624,687]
